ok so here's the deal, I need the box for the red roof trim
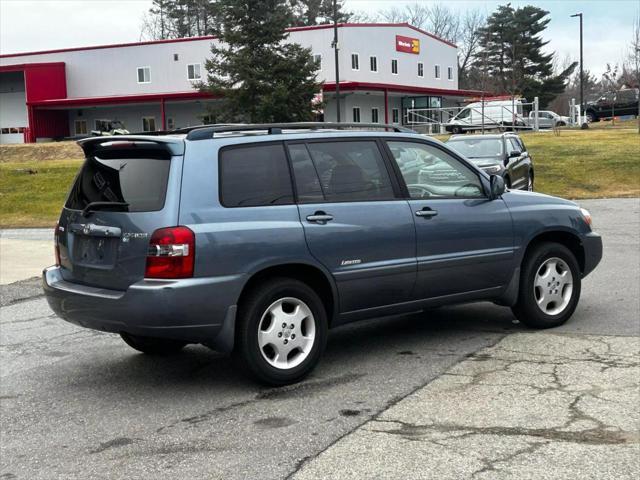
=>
[1,23,455,59]
[29,91,216,107]
[0,62,66,72]
[0,36,217,59]
[322,81,482,97]
[288,23,457,48]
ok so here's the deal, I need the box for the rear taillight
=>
[145,226,195,279]
[54,222,61,266]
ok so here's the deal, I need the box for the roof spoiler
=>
[77,135,185,156]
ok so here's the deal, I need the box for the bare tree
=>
[457,10,485,87]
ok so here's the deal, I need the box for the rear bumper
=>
[42,266,245,350]
[582,232,603,278]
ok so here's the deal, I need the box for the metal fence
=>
[405,97,540,135]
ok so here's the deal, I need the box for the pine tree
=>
[477,4,576,107]
[201,0,322,122]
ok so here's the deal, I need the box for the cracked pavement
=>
[1,198,639,479]
[292,333,640,480]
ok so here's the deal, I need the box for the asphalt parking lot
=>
[1,198,638,479]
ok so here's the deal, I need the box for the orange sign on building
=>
[395,35,420,54]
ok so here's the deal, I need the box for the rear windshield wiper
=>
[81,201,129,217]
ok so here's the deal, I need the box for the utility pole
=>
[332,0,341,122]
[571,13,584,121]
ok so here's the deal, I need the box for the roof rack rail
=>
[183,122,415,141]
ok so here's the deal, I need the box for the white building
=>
[0,23,480,144]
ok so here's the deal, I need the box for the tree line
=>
[140,1,639,122]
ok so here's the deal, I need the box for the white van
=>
[446,99,526,134]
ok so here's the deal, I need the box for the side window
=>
[387,141,485,199]
[219,144,294,207]
[300,141,395,202]
[518,138,527,152]
[507,138,521,153]
[288,144,324,204]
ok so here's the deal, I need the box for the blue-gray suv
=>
[43,123,602,385]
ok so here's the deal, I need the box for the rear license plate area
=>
[72,235,118,268]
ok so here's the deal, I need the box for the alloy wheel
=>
[533,257,573,316]
[258,297,316,370]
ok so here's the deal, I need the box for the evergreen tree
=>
[477,4,576,107]
[201,0,322,122]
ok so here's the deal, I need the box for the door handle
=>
[415,208,438,218]
[306,212,334,224]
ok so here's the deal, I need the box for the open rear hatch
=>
[56,137,184,291]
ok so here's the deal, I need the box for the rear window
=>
[65,152,171,212]
[448,138,504,159]
[219,143,294,207]
[292,141,395,203]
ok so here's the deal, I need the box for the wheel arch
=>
[237,262,338,326]
[522,230,586,274]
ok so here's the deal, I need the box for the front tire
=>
[512,242,581,328]
[235,278,328,386]
[120,332,187,355]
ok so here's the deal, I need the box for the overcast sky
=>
[0,0,637,78]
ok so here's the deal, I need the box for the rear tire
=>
[512,242,581,328]
[235,277,328,386]
[451,126,462,135]
[120,332,187,355]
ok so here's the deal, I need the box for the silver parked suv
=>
[43,123,602,385]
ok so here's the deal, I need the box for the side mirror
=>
[489,175,506,200]
[508,150,521,158]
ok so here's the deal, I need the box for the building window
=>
[418,62,424,77]
[173,53,179,61]
[352,107,361,123]
[74,120,87,136]
[187,63,201,81]
[167,117,175,130]
[142,117,156,132]
[137,66,151,83]
[434,65,441,79]
[370,56,377,72]
[371,108,379,123]
[313,54,322,70]
[448,66,454,80]
[391,59,398,75]
[94,119,111,132]
[351,53,359,71]
[392,108,400,124]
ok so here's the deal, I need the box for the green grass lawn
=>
[0,159,82,227]
[0,128,638,227]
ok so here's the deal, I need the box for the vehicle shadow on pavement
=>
[60,302,527,395]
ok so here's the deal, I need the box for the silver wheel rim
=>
[258,297,316,370]
[534,257,573,316]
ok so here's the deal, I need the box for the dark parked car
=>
[585,88,639,122]
[43,123,602,385]
[446,133,533,191]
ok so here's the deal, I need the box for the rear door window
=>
[219,143,294,207]
[295,141,395,202]
[65,152,171,212]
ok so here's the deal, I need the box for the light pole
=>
[332,0,341,122]
[571,13,583,122]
